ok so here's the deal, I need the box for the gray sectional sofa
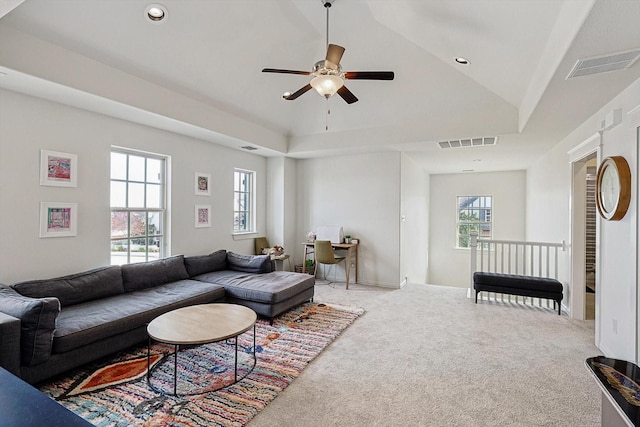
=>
[0,250,315,384]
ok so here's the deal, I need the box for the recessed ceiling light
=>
[145,4,167,23]
[455,57,470,65]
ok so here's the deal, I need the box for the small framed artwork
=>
[194,172,211,196]
[195,204,211,228]
[40,202,77,238]
[40,150,78,187]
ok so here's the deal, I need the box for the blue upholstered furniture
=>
[0,366,92,426]
[0,250,314,384]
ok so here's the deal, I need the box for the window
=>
[457,196,492,248]
[233,169,255,233]
[110,150,167,265]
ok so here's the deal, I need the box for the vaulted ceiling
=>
[1,0,639,173]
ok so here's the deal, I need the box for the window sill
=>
[232,232,258,241]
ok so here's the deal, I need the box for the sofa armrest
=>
[0,312,21,376]
[0,285,60,366]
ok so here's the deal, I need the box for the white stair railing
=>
[469,232,566,306]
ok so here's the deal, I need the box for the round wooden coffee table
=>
[146,303,257,396]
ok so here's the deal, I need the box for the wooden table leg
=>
[345,247,352,290]
[355,245,358,284]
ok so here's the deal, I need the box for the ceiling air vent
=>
[438,137,497,149]
[567,49,640,79]
[240,146,258,151]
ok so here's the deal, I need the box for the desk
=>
[302,241,358,289]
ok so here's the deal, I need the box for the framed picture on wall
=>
[195,204,211,228]
[194,172,211,196]
[40,150,78,187]
[39,202,77,238]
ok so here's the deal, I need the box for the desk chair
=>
[314,240,346,286]
[255,237,291,271]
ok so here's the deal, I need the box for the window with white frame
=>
[110,149,167,265]
[456,195,492,248]
[233,169,255,233]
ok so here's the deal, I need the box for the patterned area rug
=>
[40,302,364,426]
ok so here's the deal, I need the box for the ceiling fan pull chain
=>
[326,97,330,131]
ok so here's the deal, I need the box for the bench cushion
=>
[473,272,562,294]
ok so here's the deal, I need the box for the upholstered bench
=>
[473,272,563,315]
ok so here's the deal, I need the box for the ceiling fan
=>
[262,0,394,104]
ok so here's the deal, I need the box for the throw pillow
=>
[12,266,124,307]
[184,249,228,277]
[227,252,273,274]
[121,255,189,292]
[0,285,60,366]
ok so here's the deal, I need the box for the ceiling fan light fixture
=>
[310,75,343,97]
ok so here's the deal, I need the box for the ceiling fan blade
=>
[345,71,395,80]
[283,84,313,100]
[262,68,311,76]
[337,85,358,104]
[325,44,345,67]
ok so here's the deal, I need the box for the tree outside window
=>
[110,150,166,264]
[457,196,492,248]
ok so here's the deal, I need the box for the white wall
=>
[296,152,401,287]
[429,171,527,287]
[400,154,429,284]
[266,156,297,258]
[527,77,640,361]
[0,89,267,284]
[266,157,285,249]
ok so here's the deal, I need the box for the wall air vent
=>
[567,49,640,79]
[438,137,497,149]
[240,146,258,151]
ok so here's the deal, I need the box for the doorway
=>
[569,133,600,331]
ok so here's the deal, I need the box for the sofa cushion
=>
[52,279,225,353]
[227,252,273,274]
[121,255,189,292]
[184,250,227,277]
[0,285,60,366]
[12,266,124,307]
[194,270,315,304]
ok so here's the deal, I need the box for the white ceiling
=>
[1,0,640,174]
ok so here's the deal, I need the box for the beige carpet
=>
[250,283,601,427]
